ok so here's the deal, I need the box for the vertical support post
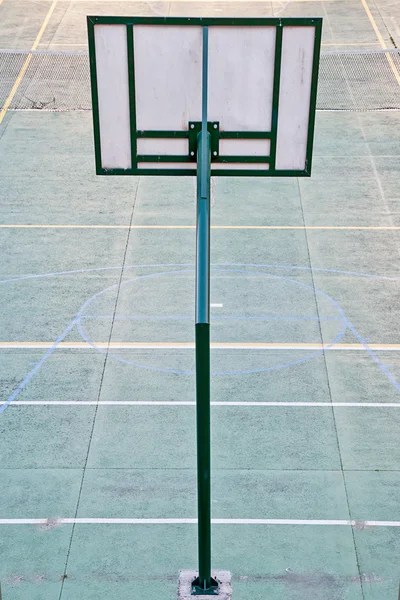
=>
[191,26,218,597]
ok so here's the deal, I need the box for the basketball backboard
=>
[87,17,322,177]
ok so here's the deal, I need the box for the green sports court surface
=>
[1,1,400,599]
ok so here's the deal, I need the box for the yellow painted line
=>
[361,0,400,86]
[31,1,58,51]
[2,342,400,350]
[0,0,57,125]
[38,43,87,46]
[1,225,400,230]
[0,57,33,124]
[0,224,195,229]
[33,0,335,2]
[212,226,400,230]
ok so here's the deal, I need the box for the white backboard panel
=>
[88,17,322,176]
[215,163,270,171]
[137,162,194,170]
[137,138,188,155]
[94,25,131,170]
[275,26,315,171]
[219,139,271,156]
[134,25,203,131]
[208,27,276,132]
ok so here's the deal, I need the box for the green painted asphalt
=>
[1,109,400,598]
[0,523,363,600]
[0,0,393,51]
[1,109,400,596]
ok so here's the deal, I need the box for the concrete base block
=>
[178,570,232,599]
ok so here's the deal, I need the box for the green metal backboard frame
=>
[87,16,322,178]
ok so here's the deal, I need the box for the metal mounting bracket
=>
[189,121,219,161]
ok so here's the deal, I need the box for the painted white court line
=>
[210,303,223,308]
[3,225,400,230]
[11,401,400,407]
[2,342,400,350]
[0,518,398,527]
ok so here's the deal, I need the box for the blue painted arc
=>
[1,263,400,412]
[77,268,347,375]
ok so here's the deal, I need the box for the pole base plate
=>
[191,575,219,595]
[178,570,232,600]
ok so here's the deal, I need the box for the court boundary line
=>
[2,225,400,230]
[0,518,398,527]
[1,342,400,350]
[9,401,400,407]
[20,0,342,3]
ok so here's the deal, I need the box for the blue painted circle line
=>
[3,261,400,415]
[2,262,400,287]
[77,267,347,376]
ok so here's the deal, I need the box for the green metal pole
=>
[191,25,218,597]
